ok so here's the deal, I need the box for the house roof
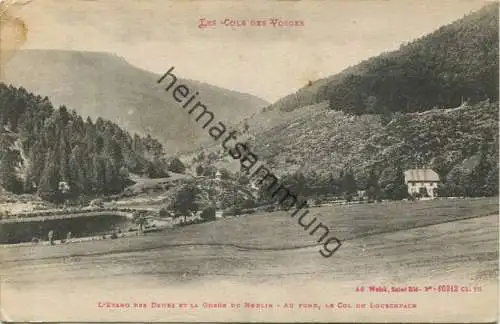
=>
[404,169,440,183]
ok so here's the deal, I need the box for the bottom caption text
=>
[96,301,417,311]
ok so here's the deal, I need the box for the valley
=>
[0,2,498,322]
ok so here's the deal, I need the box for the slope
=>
[0,84,169,202]
[232,3,498,192]
[1,50,269,153]
[249,99,497,178]
[255,2,498,117]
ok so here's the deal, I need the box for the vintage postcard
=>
[0,0,498,322]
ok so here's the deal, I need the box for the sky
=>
[2,0,492,102]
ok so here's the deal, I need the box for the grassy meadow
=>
[1,197,497,262]
[0,197,498,322]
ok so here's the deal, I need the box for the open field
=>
[0,198,498,322]
[2,197,497,261]
[125,173,192,193]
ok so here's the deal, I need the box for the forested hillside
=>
[226,3,499,201]
[0,84,168,203]
[259,3,498,116]
[249,100,498,200]
[3,50,268,153]
[328,3,498,115]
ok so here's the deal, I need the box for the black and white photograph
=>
[0,0,498,322]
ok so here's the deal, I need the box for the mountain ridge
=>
[258,2,498,116]
[203,3,499,198]
[2,49,269,154]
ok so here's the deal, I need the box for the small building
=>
[249,181,259,192]
[215,170,222,181]
[404,168,440,199]
[357,190,366,199]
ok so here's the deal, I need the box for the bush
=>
[263,205,276,213]
[202,165,217,178]
[175,218,205,227]
[218,168,231,180]
[222,207,242,217]
[240,198,257,209]
[200,206,216,221]
[238,175,250,186]
[159,208,171,218]
[168,157,186,174]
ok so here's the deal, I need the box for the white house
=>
[404,169,440,199]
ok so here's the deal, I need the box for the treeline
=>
[0,84,168,202]
[295,167,408,201]
[257,156,498,203]
[437,142,499,197]
[327,3,498,116]
[253,166,407,204]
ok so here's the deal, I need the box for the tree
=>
[195,164,204,176]
[240,198,257,209]
[0,133,23,194]
[282,172,308,197]
[469,142,494,197]
[133,211,148,235]
[238,175,250,186]
[202,165,217,178]
[436,183,451,197]
[58,131,71,185]
[483,164,499,197]
[364,95,378,113]
[159,208,171,218]
[91,156,106,195]
[207,152,218,163]
[38,149,62,202]
[68,145,85,196]
[105,136,124,165]
[200,206,216,221]
[219,168,231,180]
[382,166,408,200]
[327,173,341,196]
[196,151,206,163]
[171,184,200,222]
[104,159,122,194]
[366,168,382,202]
[142,134,164,159]
[144,159,169,178]
[341,168,357,201]
[168,157,186,173]
[119,166,130,180]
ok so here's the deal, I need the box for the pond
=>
[0,214,133,244]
